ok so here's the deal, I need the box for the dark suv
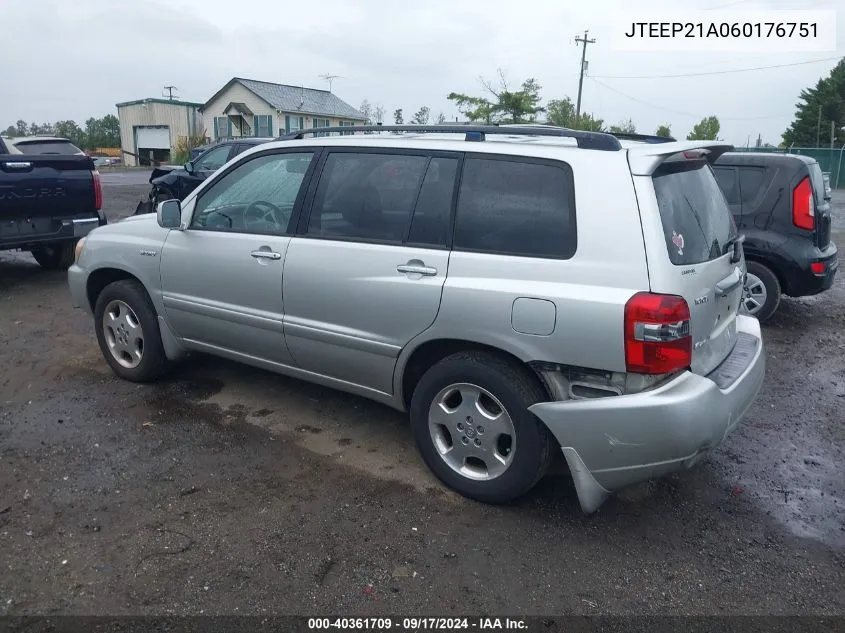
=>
[134,138,274,215]
[713,152,838,321]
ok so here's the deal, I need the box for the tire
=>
[31,241,76,270]
[93,279,168,382]
[409,351,555,504]
[741,261,781,322]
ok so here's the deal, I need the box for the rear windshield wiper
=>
[724,234,746,262]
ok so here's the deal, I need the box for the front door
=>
[160,149,317,366]
[283,150,459,394]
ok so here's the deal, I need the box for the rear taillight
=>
[792,176,814,230]
[624,292,692,374]
[810,262,825,274]
[92,170,103,211]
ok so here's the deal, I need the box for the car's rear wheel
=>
[409,351,554,503]
[31,241,76,270]
[741,261,781,322]
[94,279,168,382]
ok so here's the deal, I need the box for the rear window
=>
[653,160,738,266]
[13,140,82,155]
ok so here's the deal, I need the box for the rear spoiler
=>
[627,141,734,176]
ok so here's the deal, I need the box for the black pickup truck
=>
[0,136,106,269]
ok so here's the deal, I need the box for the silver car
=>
[68,125,766,512]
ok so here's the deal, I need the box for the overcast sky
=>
[1,0,842,146]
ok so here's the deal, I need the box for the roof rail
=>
[278,124,622,151]
[611,132,676,144]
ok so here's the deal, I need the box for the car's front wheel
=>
[93,279,168,382]
[409,351,555,503]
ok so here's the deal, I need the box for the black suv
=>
[134,138,274,215]
[713,152,838,321]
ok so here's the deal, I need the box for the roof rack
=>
[612,132,676,144]
[278,124,622,151]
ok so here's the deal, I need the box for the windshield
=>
[13,140,82,155]
[653,159,738,266]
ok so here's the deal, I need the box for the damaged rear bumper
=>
[528,315,766,513]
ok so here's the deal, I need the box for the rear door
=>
[629,144,744,377]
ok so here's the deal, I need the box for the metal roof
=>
[203,77,365,120]
[116,97,204,108]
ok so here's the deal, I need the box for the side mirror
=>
[157,199,183,229]
[184,161,194,174]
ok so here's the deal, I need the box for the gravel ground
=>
[0,177,843,617]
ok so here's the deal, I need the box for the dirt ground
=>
[0,177,843,617]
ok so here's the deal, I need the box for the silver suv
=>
[68,125,766,512]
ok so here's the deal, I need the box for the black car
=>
[713,152,838,321]
[134,137,275,215]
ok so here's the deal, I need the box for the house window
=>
[285,115,305,134]
[339,121,355,136]
[312,118,331,137]
[254,115,272,137]
[215,116,231,140]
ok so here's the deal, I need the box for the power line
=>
[591,55,842,79]
[588,77,791,121]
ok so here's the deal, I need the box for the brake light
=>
[792,176,814,230]
[92,170,103,211]
[624,292,692,374]
[810,262,825,274]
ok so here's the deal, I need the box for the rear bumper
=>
[0,215,103,251]
[529,314,766,513]
[781,240,838,297]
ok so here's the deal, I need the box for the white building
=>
[201,77,366,140]
[116,98,205,166]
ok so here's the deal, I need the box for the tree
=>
[99,114,120,147]
[15,120,27,136]
[373,104,385,124]
[610,118,637,134]
[359,99,372,124]
[448,69,545,124]
[783,59,845,147]
[54,120,86,147]
[28,121,54,135]
[687,116,720,141]
[393,108,404,124]
[3,125,17,137]
[411,106,430,125]
[546,97,604,131]
[655,124,672,138]
[435,112,446,124]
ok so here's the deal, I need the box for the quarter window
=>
[191,152,314,235]
[713,166,740,205]
[738,167,766,205]
[453,157,577,259]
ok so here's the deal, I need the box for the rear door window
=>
[713,167,739,205]
[454,157,576,259]
[653,160,738,266]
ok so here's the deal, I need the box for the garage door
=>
[136,126,171,149]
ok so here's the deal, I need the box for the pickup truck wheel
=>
[741,261,781,322]
[94,280,168,382]
[31,241,75,270]
[409,351,554,504]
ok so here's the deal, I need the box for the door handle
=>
[397,264,437,276]
[251,250,281,260]
[715,268,743,297]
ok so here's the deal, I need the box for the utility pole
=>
[831,120,835,148]
[816,105,822,147]
[575,30,596,122]
[163,86,178,100]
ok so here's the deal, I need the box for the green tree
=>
[655,124,672,138]
[54,120,87,147]
[686,115,720,141]
[99,114,120,147]
[411,106,430,125]
[28,121,54,135]
[448,69,545,124]
[783,59,845,147]
[3,125,16,137]
[15,120,27,136]
[610,118,637,134]
[393,108,403,124]
[546,97,604,131]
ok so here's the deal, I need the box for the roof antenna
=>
[300,85,305,109]
[319,73,341,92]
